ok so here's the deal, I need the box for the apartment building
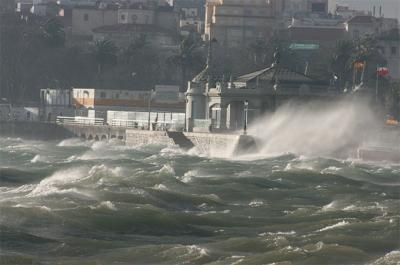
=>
[204,0,284,47]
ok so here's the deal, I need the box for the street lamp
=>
[148,88,155,130]
[243,100,248,135]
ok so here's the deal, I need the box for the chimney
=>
[379,5,382,17]
[373,5,375,17]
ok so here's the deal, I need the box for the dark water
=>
[0,137,399,265]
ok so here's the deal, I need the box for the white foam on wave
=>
[57,138,88,147]
[158,164,175,176]
[14,204,52,212]
[30,154,46,163]
[185,245,209,257]
[317,220,350,232]
[249,199,264,207]
[284,162,315,172]
[90,201,117,211]
[258,231,296,236]
[27,167,93,198]
[321,166,342,174]
[368,250,400,265]
[321,200,349,212]
[177,170,198,183]
[152,184,169,191]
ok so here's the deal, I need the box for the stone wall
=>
[126,130,175,146]
[183,132,241,156]
[0,121,74,140]
[0,122,257,157]
[62,124,126,141]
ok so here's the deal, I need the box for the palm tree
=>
[41,18,65,47]
[91,39,117,76]
[352,36,386,88]
[167,34,205,91]
[330,40,354,89]
[122,34,147,65]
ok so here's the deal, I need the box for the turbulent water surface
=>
[0,137,399,265]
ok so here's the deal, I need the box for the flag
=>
[354,61,365,70]
[58,8,65,17]
[377,67,389,76]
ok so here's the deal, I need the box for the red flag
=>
[377,67,389,76]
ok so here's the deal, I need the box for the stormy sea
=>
[0,134,399,265]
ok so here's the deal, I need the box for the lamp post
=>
[148,88,155,130]
[243,100,248,135]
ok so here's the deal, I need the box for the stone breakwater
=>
[0,121,257,156]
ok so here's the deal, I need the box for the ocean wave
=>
[89,201,117,211]
[57,138,88,147]
[158,164,175,176]
[30,154,49,164]
[368,250,400,265]
[317,220,350,232]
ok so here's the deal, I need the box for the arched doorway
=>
[226,100,259,131]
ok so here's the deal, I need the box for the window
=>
[121,14,126,20]
[100,92,106,98]
[115,93,119,99]
[132,14,137,22]
[353,29,360,39]
[391,46,397,55]
[83,13,89,21]
[244,9,253,15]
[311,3,326,12]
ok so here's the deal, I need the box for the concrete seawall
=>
[0,122,258,156]
[0,121,74,140]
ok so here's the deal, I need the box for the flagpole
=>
[148,89,153,130]
[375,65,379,104]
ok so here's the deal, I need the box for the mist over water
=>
[249,100,379,159]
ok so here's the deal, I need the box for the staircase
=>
[166,131,194,150]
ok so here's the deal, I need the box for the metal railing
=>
[111,119,184,131]
[56,116,104,126]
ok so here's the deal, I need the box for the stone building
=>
[72,5,118,37]
[40,89,74,122]
[378,29,400,81]
[0,0,14,12]
[283,0,329,16]
[204,0,284,47]
[345,15,398,40]
[185,49,337,132]
[93,24,176,47]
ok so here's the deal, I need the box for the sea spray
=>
[248,100,379,158]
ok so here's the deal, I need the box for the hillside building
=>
[204,0,284,47]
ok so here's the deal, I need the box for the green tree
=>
[91,39,118,76]
[41,18,65,47]
[167,34,205,91]
[330,40,354,88]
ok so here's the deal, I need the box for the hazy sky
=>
[335,0,400,20]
